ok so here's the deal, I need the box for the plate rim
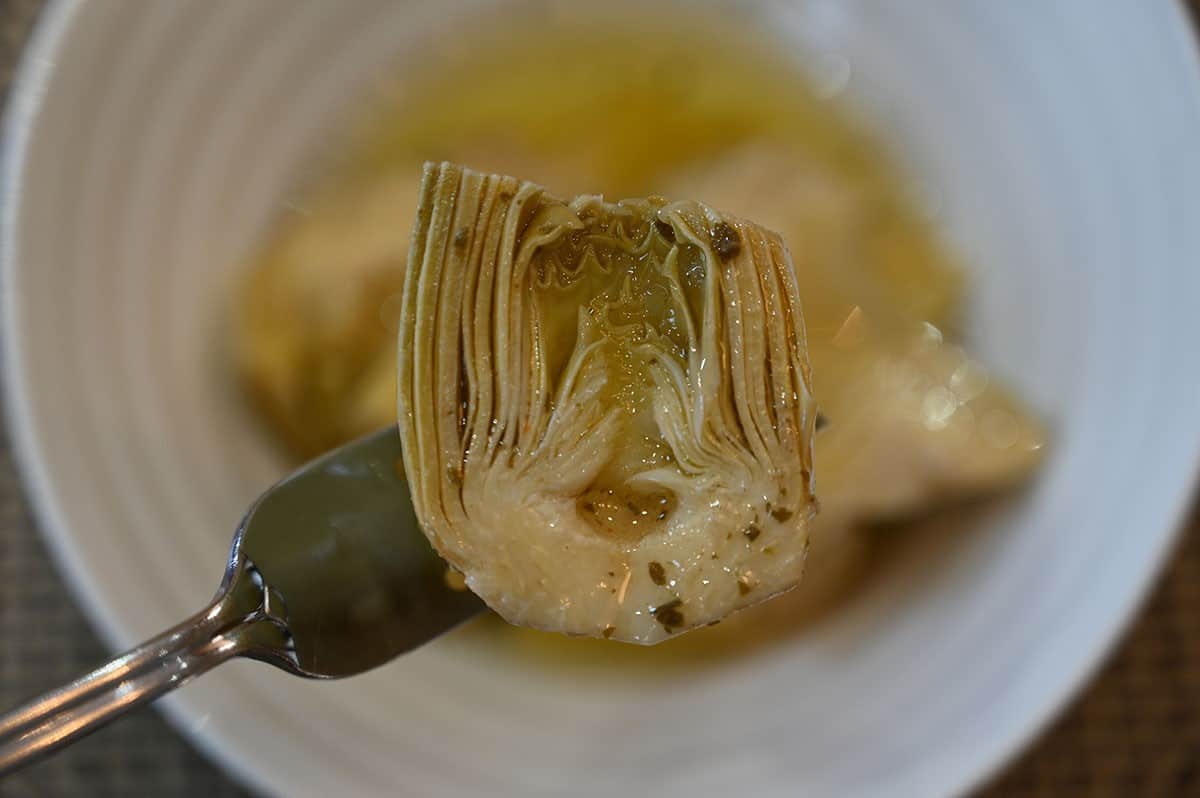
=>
[0,2,281,796]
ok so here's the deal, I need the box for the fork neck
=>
[0,556,287,775]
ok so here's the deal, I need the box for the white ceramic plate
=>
[5,1,1200,796]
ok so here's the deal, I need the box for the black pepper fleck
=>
[711,221,741,260]
[744,523,762,542]
[453,227,469,248]
[648,561,667,586]
[770,506,794,523]
[815,412,829,431]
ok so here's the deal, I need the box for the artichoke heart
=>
[398,162,819,643]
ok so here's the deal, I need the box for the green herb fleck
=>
[711,221,741,260]
[648,561,667,586]
[652,598,685,630]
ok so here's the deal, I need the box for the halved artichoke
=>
[398,162,819,643]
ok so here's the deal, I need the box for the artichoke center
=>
[531,204,698,542]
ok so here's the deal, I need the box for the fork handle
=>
[0,602,247,775]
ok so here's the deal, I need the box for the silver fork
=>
[0,427,485,774]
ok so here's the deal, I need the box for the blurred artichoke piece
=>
[398,162,819,644]
[235,170,419,457]
[664,145,1044,526]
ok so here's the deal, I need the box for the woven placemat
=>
[0,1,1196,795]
